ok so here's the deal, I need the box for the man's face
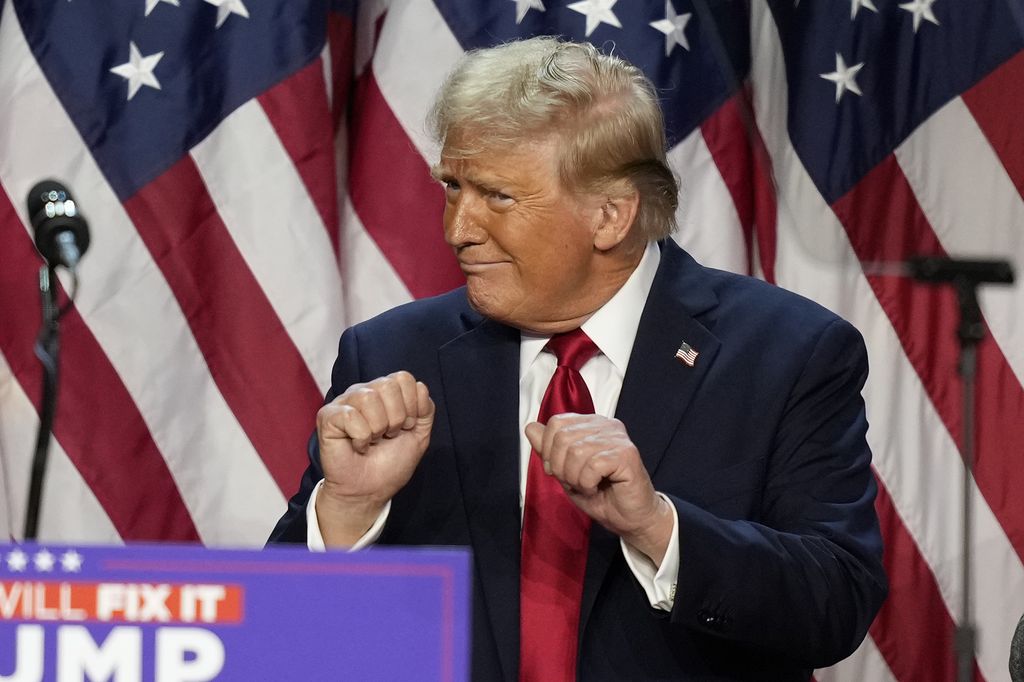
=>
[434,136,604,333]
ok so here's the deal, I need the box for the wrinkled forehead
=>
[440,124,565,162]
[435,134,563,184]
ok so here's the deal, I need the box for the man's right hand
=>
[314,371,435,547]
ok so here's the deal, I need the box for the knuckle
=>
[548,413,570,427]
[390,370,415,384]
[551,428,573,448]
[567,441,588,459]
[344,385,378,404]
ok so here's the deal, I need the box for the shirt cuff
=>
[620,492,680,611]
[306,478,391,552]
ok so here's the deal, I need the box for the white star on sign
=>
[567,0,621,38]
[899,0,940,32]
[110,41,164,101]
[850,0,878,19]
[649,1,692,56]
[820,53,864,103]
[6,549,28,572]
[145,0,179,17]
[60,550,84,573]
[510,0,544,24]
[204,0,250,29]
[34,549,55,572]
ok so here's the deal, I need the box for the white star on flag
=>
[60,550,84,573]
[820,53,864,103]
[510,0,544,24]
[850,0,878,19]
[110,41,164,101]
[145,0,179,17]
[6,549,28,572]
[34,549,55,572]
[899,0,940,33]
[204,0,250,29]
[649,1,692,57]
[567,0,621,38]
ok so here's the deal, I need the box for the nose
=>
[443,193,487,249]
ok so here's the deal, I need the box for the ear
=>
[592,183,640,252]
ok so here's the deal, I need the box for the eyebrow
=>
[430,165,508,196]
[429,164,449,182]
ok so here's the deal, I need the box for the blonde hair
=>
[428,36,678,241]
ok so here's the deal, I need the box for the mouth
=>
[458,260,509,274]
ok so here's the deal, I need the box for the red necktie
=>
[520,329,600,682]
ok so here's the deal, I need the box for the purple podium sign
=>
[0,542,471,681]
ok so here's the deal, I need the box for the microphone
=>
[1012,611,1024,682]
[906,256,1015,285]
[27,180,90,270]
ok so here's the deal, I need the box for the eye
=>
[443,181,461,201]
[485,190,514,208]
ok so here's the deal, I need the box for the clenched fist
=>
[315,371,435,546]
[525,413,674,566]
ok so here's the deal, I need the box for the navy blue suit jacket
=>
[270,240,887,680]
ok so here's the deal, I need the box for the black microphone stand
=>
[908,256,1015,682]
[24,264,63,541]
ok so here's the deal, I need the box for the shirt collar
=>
[519,240,661,377]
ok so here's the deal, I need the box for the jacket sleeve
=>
[668,317,888,668]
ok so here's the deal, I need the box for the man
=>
[270,37,887,680]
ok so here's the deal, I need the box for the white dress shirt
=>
[307,241,679,610]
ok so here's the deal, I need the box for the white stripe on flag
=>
[669,128,748,273]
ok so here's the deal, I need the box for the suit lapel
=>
[439,318,521,682]
[580,240,723,632]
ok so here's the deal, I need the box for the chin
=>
[465,285,520,328]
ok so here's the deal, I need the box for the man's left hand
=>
[525,413,675,566]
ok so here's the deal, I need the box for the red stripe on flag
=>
[123,158,323,494]
[700,90,778,282]
[258,59,340,256]
[870,478,984,682]
[832,156,1024,561]
[348,70,464,299]
[961,51,1024,200]
[0,190,200,542]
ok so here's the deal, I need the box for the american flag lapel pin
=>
[675,341,699,367]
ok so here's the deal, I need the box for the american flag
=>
[0,0,1021,680]
[675,341,700,367]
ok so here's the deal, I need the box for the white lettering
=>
[57,625,141,682]
[58,585,87,621]
[96,584,126,621]
[0,624,43,682]
[179,586,225,624]
[155,628,225,682]
[31,584,57,621]
[0,584,23,619]
[139,584,172,622]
